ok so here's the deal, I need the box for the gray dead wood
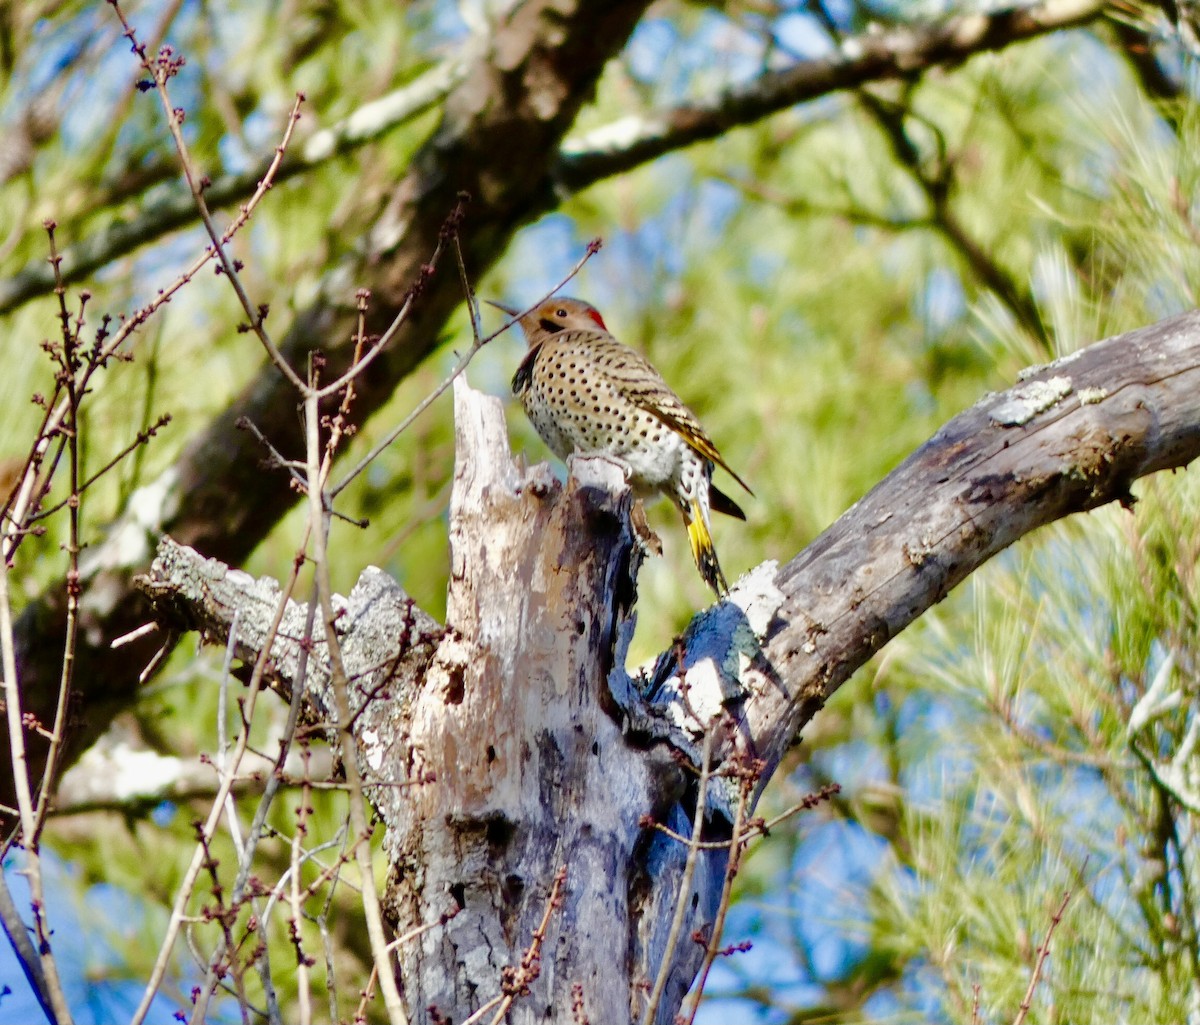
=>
[5,0,1119,820]
[4,0,653,816]
[135,309,1200,1022]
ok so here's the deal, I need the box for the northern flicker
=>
[491,296,751,596]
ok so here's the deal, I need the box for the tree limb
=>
[0,0,1107,317]
[559,0,1106,190]
[3,0,651,815]
[728,308,1200,779]
[133,309,1200,1021]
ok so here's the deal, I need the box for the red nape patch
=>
[587,308,607,330]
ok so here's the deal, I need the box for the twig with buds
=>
[109,0,309,391]
[644,782,840,849]
[680,753,763,1025]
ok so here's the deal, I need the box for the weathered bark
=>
[3,0,1120,819]
[4,0,653,816]
[137,310,1200,1023]
[388,381,677,1023]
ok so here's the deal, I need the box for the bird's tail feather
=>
[686,499,729,597]
[710,482,746,521]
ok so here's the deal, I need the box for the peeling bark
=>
[135,311,1200,1022]
[0,0,1121,825]
[4,0,653,814]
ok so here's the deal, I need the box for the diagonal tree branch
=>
[558,0,1106,190]
[3,0,652,817]
[0,0,1106,317]
[746,307,1200,778]
[134,307,1200,1022]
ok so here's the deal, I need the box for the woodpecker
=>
[491,296,751,596]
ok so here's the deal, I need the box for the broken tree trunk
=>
[136,309,1200,1023]
[138,377,743,1023]
[386,379,720,1023]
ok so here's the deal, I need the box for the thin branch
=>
[329,237,601,498]
[316,829,351,1023]
[130,526,312,1025]
[187,564,323,1025]
[640,724,717,1025]
[108,2,307,391]
[0,229,78,1025]
[331,846,459,1025]
[682,758,758,1025]
[299,391,408,1024]
[0,569,72,1025]
[1012,889,1073,1025]
[487,867,567,1023]
[456,866,567,1025]
[647,782,839,850]
[0,869,57,1025]
[1,86,299,564]
[29,414,172,523]
[290,763,313,1025]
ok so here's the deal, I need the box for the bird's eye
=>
[555,308,568,318]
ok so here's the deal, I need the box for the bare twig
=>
[646,782,839,850]
[317,828,351,1023]
[108,0,308,392]
[187,563,323,1025]
[310,210,457,404]
[0,869,57,1025]
[329,236,602,498]
[131,530,311,1025]
[0,56,466,316]
[0,227,85,1025]
[1,81,298,563]
[640,723,717,1025]
[29,414,172,523]
[1012,889,1073,1025]
[299,388,407,1024]
[484,866,568,1025]
[682,757,763,1025]
[288,748,314,1025]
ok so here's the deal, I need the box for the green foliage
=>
[4,0,1200,1021]
[658,15,1200,1025]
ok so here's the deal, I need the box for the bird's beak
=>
[485,299,518,317]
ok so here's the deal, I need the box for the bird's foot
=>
[567,451,634,483]
[631,501,662,557]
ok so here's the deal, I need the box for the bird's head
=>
[488,296,608,344]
